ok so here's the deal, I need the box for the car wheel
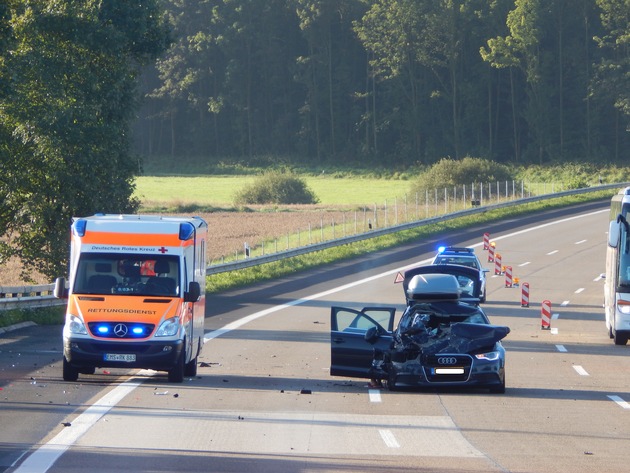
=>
[613,330,628,346]
[489,376,506,394]
[168,350,185,383]
[184,354,198,377]
[63,357,79,382]
[386,372,398,391]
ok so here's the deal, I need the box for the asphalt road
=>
[3,199,629,473]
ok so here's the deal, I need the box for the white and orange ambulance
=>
[54,214,207,382]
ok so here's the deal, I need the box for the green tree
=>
[293,0,368,163]
[355,0,493,163]
[593,0,630,146]
[481,0,549,162]
[409,157,513,195]
[233,170,319,204]
[146,0,307,159]
[0,0,170,280]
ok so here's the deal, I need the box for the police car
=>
[431,246,488,302]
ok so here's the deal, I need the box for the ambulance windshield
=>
[73,253,180,296]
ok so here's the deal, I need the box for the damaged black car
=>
[330,267,509,393]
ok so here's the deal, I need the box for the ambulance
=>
[54,214,207,383]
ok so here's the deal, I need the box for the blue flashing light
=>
[178,222,195,241]
[131,327,144,335]
[438,246,446,254]
[73,219,88,237]
[97,325,109,334]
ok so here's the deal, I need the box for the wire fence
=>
[215,180,566,263]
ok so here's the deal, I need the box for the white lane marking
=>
[575,288,585,294]
[573,365,589,376]
[18,207,608,472]
[85,411,480,457]
[551,328,559,335]
[552,313,560,320]
[556,345,568,352]
[203,257,433,342]
[547,250,559,255]
[594,274,604,282]
[369,389,382,403]
[561,301,570,306]
[471,209,607,248]
[14,378,144,473]
[379,429,401,448]
[608,395,630,409]
[519,262,530,267]
[575,239,587,245]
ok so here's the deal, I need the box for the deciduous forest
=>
[135,0,629,166]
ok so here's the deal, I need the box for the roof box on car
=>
[406,273,460,301]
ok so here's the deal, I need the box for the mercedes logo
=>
[114,324,128,338]
[437,357,457,365]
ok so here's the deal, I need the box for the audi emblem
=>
[114,324,128,338]
[437,357,457,365]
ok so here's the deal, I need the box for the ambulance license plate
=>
[104,353,136,362]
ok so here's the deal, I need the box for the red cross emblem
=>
[158,247,168,254]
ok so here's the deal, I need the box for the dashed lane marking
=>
[379,429,400,448]
[607,395,630,409]
[369,389,382,403]
[573,365,589,376]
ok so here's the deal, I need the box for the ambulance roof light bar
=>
[179,222,195,241]
[73,219,87,237]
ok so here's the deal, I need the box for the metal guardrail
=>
[0,284,64,311]
[2,182,625,312]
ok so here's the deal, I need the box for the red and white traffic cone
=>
[541,300,551,330]
[521,282,530,307]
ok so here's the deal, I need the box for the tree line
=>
[0,1,170,280]
[135,0,629,167]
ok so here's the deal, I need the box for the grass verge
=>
[0,306,65,329]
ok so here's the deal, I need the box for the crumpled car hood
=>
[394,322,510,356]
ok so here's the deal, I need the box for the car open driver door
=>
[330,307,395,379]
